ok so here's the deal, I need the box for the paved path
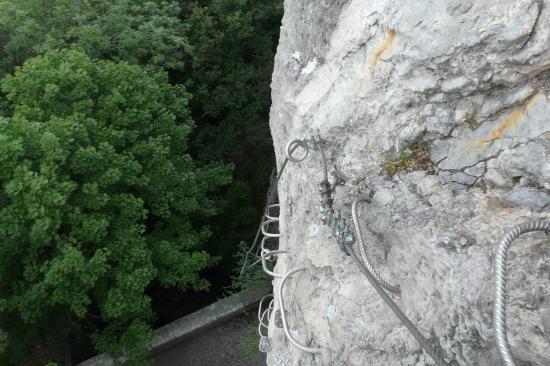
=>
[152,311,267,366]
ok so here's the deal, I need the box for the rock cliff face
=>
[267,0,550,365]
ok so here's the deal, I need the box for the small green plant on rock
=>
[385,139,435,177]
[465,117,480,130]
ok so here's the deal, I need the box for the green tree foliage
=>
[0,0,283,363]
[182,0,281,169]
[0,50,231,365]
[0,0,283,271]
[180,0,283,273]
[0,0,188,75]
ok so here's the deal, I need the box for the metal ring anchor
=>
[285,138,309,163]
[494,220,550,366]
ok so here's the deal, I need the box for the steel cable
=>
[314,138,448,365]
[346,245,450,366]
[494,220,550,366]
[352,198,401,296]
[260,135,549,365]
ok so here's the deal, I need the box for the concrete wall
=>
[152,311,266,366]
[77,287,267,366]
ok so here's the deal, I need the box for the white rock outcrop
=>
[267,0,550,365]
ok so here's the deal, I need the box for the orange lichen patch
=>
[481,196,515,219]
[369,28,396,67]
[473,93,541,147]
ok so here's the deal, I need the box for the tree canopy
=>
[0,0,189,74]
[0,0,282,364]
[0,49,231,365]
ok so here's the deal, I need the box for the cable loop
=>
[277,266,321,354]
[494,220,550,366]
[313,138,448,365]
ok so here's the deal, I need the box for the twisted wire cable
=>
[346,245,450,366]
[313,136,328,182]
[494,220,550,366]
[277,266,321,354]
[243,255,264,272]
[352,198,401,296]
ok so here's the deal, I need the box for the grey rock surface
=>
[267,0,550,365]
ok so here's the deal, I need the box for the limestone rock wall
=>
[267,0,550,365]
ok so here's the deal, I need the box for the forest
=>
[0,0,282,364]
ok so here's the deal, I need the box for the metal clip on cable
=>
[313,138,449,366]
[311,137,355,255]
[494,220,550,366]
